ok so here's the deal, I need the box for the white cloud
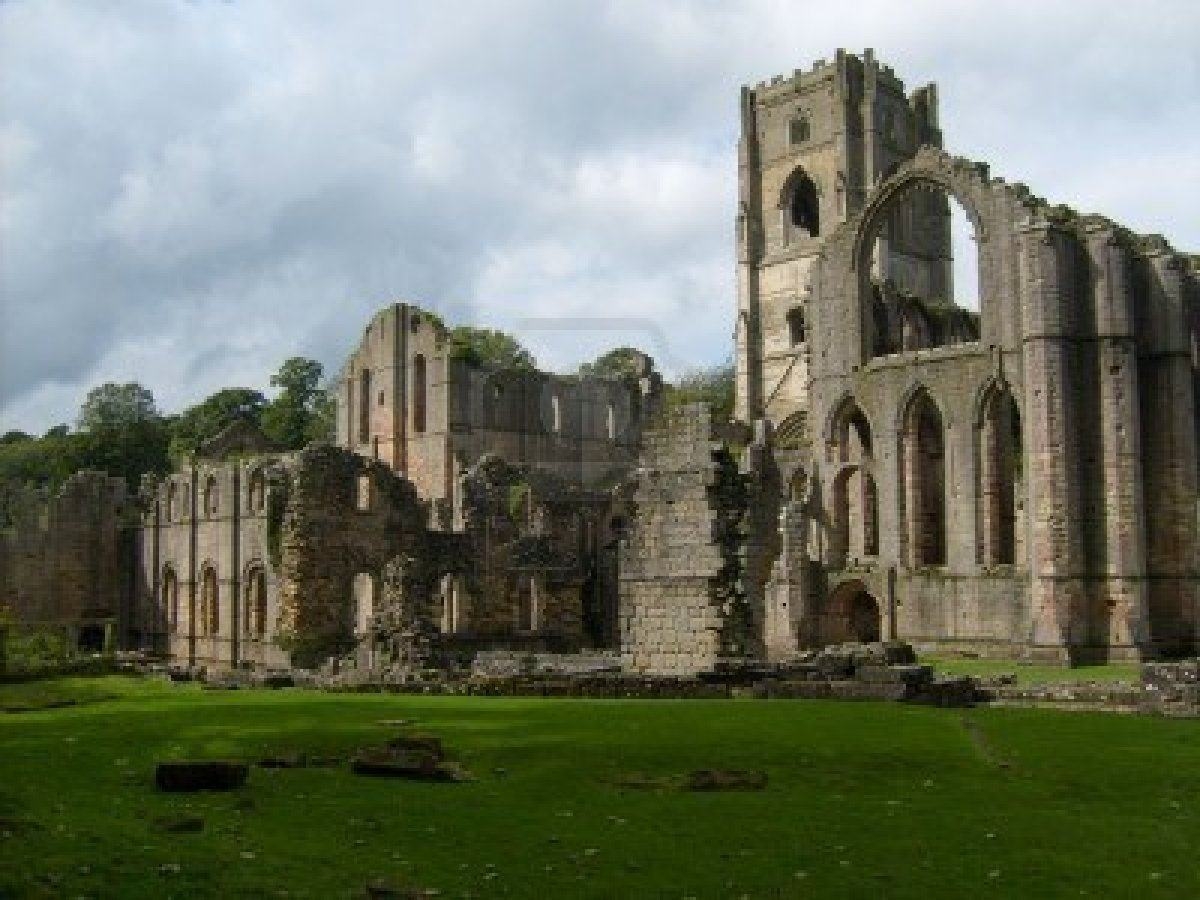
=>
[1,0,1197,432]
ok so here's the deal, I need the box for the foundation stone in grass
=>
[155,761,248,792]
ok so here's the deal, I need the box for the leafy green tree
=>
[307,388,336,444]
[168,387,267,461]
[0,428,88,489]
[76,382,159,432]
[261,357,331,450]
[449,326,536,371]
[72,382,170,488]
[665,361,736,423]
[0,431,31,445]
[576,347,648,381]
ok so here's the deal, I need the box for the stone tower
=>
[735,49,949,430]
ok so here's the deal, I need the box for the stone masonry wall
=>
[0,472,133,645]
[619,405,776,676]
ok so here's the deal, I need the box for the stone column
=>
[1085,223,1148,659]
[1141,249,1199,656]
[1019,223,1083,662]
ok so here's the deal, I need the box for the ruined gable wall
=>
[0,472,132,642]
[619,405,776,676]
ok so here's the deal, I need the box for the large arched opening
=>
[856,176,982,359]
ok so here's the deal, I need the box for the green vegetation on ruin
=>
[1,676,1196,899]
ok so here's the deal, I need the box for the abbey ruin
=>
[3,50,1197,674]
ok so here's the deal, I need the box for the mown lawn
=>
[0,676,1196,899]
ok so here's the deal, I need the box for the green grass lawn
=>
[923,656,1141,686]
[0,676,1196,899]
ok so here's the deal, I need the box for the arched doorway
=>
[824,581,883,645]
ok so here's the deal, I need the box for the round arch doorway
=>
[824,580,883,644]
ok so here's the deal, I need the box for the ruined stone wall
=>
[274,444,435,668]
[0,472,133,645]
[619,406,777,676]
[798,140,1198,662]
[451,454,610,650]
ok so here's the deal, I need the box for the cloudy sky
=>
[2,1,1197,433]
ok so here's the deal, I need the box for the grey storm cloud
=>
[2,0,1198,432]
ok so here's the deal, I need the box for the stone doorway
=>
[824,580,882,644]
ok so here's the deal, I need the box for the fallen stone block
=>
[153,815,204,833]
[856,664,933,687]
[257,754,307,769]
[155,761,248,792]
[351,754,470,782]
[911,676,978,708]
[686,769,768,791]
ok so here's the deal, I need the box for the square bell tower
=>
[734,49,944,427]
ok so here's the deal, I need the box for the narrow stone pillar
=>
[1019,222,1083,662]
[1085,222,1148,659]
[1141,249,1200,656]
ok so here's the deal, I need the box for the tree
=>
[449,326,536,371]
[576,347,648,381]
[261,357,331,450]
[666,361,736,423]
[0,431,31,445]
[0,428,88,490]
[168,387,267,461]
[72,382,170,487]
[76,382,159,432]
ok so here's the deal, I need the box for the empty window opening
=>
[352,572,374,637]
[901,391,947,567]
[203,476,219,518]
[163,566,179,632]
[978,385,1022,566]
[244,567,267,638]
[358,368,372,444]
[789,172,820,238]
[356,474,372,511]
[787,307,806,346]
[200,566,219,637]
[788,467,808,503]
[830,399,872,464]
[788,114,810,146]
[516,575,539,632]
[551,395,561,434]
[606,403,616,440]
[950,200,980,312]
[412,354,427,434]
[247,469,266,513]
[832,467,879,565]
